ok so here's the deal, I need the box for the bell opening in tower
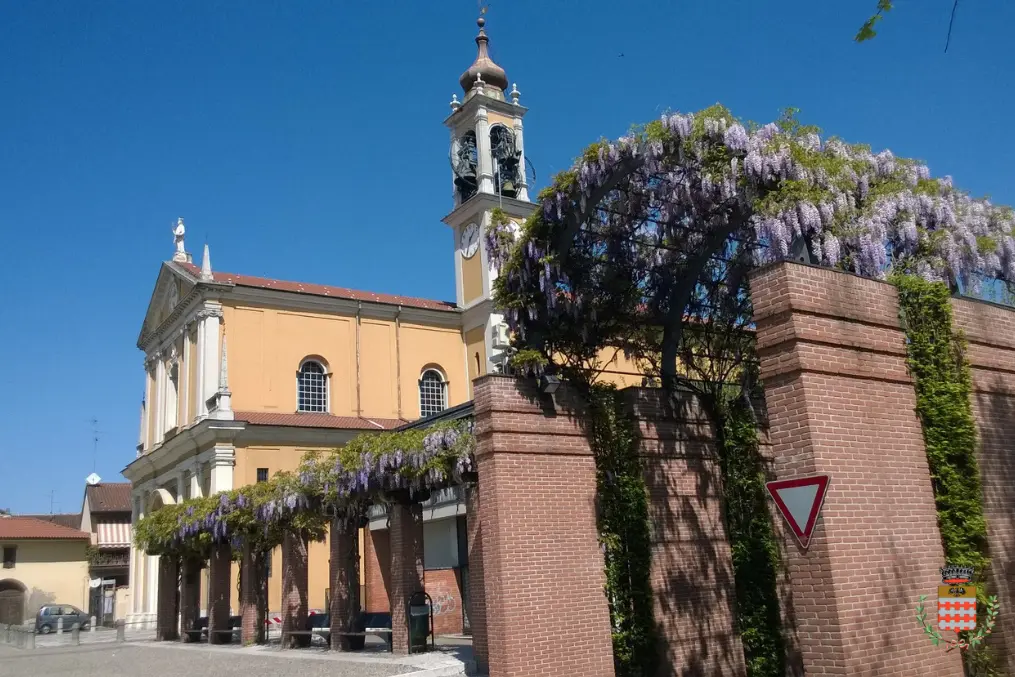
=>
[452,130,479,203]
[490,125,520,200]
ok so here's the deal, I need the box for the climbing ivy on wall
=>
[893,274,997,675]
[586,385,659,677]
[716,396,786,677]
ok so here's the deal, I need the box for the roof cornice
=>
[206,285,464,329]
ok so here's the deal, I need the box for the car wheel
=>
[39,624,52,634]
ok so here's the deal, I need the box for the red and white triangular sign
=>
[766,475,830,550]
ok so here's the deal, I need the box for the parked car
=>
[35,605,90,634]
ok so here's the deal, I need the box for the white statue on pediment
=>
[172,218,187,261]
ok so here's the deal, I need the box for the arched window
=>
[419,369,448,419]
[297,360,328,413]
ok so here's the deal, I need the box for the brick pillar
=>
[750,261,963,676]
[155,555,179,641]
[240,544,261,645]
[207,543,232,645]
[473,375,615,677]
[951,296,1015,672]
[388,500,424,654]
[329,516,361,651]
[179,556,202,642]
[282,531,310,648]
[465,486,488,673]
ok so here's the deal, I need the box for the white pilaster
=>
[190,463,203,499]
[208,446,235,494]
[195,316,206,418]
[154,358,166,445]
[128,496,141,615]
[475,105,494,194]
[200,308,222,416]
[145,552,159,616]
[512,116,529,202]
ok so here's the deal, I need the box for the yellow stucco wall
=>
[461,251,484,305]
[487,111,517,129]
[221,304,465,420]
[0,540,89,617]
[399,323,469,418]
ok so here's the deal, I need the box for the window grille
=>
[419,369,447,418]
[297,361,327,413]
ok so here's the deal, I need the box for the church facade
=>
[122,17,644,629]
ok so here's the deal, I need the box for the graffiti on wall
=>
[427,580,458,617]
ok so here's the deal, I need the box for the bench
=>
[189,615,242,642]
[305,612,393,651]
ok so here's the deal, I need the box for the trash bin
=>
[407,592,433,654]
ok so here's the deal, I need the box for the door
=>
[0,588,23,625]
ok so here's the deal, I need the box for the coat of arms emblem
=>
[937,565,976,632]
[916,564,1000,652]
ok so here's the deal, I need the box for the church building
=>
[123,16,643,630]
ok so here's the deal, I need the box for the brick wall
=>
[364,528,390,613]
[750,261,963,675]
[951,296,1015,673]
[622,388,746,676]
[424,568,463,636]
[207,543,232,644]
[473,375,615,677]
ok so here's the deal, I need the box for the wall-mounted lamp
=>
[538,374,561,395]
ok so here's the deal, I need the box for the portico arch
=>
[146,487,176,513]
[0,578,27,625]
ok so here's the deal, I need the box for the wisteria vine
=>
[134,421,475,556]
[488,105,1015,382]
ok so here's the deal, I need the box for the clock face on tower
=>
[461,223,480,259]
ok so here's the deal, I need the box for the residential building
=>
[0,516,90,625]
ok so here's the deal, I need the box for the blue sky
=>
[1,1,1012,513]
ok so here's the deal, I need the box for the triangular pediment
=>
[137,263,197,349]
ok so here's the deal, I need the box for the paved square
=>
[0,642,449,677]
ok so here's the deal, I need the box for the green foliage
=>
[893,273,996,673]
[587,385,659,677]
[856,0,894,42]
[717,398,786,677]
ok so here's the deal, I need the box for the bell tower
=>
[443,14,535,392]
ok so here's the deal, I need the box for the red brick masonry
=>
[472,375,616,677]
[750,261,964,676]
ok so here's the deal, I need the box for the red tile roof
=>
[85,483,132,514]
[20,514,81,530]
[234,411,407,430]
[177,263,458,312]
[0,517,90,540]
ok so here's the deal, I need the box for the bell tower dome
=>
[443,13,536,391]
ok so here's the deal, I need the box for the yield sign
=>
[765,475,830,550]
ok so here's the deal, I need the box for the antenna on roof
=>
[89,417,105,474]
